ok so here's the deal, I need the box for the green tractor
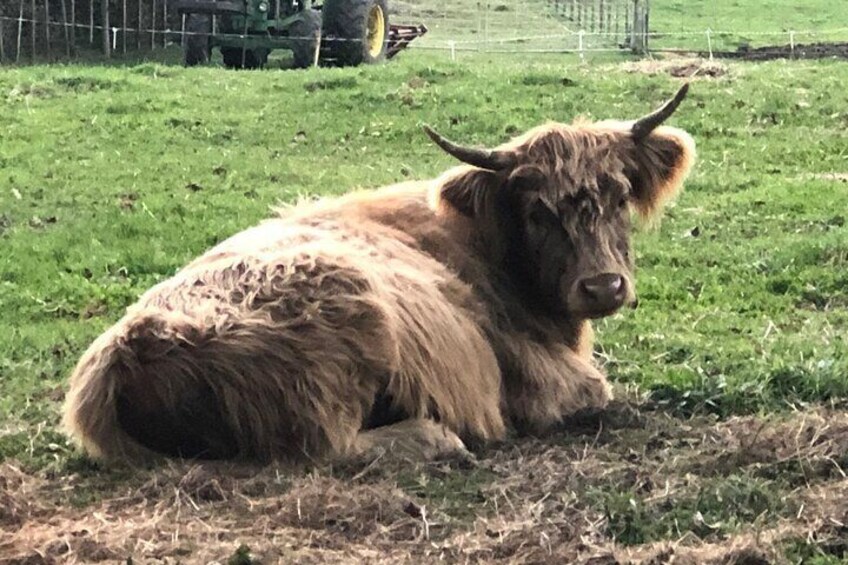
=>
[175,0,427,69]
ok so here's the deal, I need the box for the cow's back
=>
[63,183,505,461]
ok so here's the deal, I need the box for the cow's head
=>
[427,85,696,320]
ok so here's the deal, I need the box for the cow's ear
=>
[626,126,696,220]
[432,168,500,217]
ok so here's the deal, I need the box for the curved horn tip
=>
[422,124,443,144]
[631,83,692,140]
[674,82,690,102]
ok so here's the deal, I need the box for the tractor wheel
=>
[321,0,389,66]
[182,14,212,66]
[221,47,268,70]
[289,9,322,69]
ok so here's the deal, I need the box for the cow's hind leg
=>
[64,308,379,463]
[115,368,239,460]
[348,419,470,463]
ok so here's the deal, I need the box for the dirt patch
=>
[2,404,847,563]
[622,58,729,79]
[721,41,848,61]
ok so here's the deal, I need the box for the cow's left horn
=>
[423,125,517,171]
[631,83,690,140]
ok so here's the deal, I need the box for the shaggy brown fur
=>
[63,96,696,463]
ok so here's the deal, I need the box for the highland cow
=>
[63,85,696,463]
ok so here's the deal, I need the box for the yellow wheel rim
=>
[366,4,385,58]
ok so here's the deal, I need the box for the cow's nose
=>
[578,273,627,311]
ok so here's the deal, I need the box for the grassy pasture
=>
[1,21,848,565]
[395,0,848,53]
[648,0,845,51]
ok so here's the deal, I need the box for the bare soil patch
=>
[722,42,848,61]
[2,403,847,563]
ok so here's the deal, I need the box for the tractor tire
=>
[182,14,212,67]
[321,0,389,66]
[221,47,268,70]
[289,9,322,69]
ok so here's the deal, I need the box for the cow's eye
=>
[529,207,554,226]
[618,197,628,209]
[529,199,558,225]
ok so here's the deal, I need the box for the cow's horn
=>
[631,83,690,140]
[423,125,516,171]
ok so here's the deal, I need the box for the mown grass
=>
[649,0,846,51]
[396,0,848,53]
[1,50,847,558]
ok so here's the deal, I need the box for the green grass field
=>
[1,14,848,563]
[649,0,845,51]
[394,0,848,53]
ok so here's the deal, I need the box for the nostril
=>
[609,275,623,294]
[579,274,627,302]
[579,279,598,299]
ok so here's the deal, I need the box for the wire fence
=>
[0,0,847,64]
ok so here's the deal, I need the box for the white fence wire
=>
[0,0,847,64]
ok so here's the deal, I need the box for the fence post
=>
[789,30,795,58]
[30,0,35,59]
[17,0,24,62]
[448,39,456,61]
[484,0,489,51]
[70,0,75,51]
[589,0,595,32]
[629,0,637,52]
[89,0,93,43]
[163,0,168,47]
[0,15,5,63]
[629,0,647,54]
[599,0,605,33]
[122,0,126,53]
[151,0,157,49]
[44,0,50,57]
[137,0,142,49]
[101,0,109,56]
[706,28,713,59]
[60,0,71,57]
[578,28,584,62]
[613,0,619,39]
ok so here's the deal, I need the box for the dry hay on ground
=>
[2,404,847,564]
[805,173,848,183]
[620,57,729,79]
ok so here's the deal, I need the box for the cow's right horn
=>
[423,125,517,171]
